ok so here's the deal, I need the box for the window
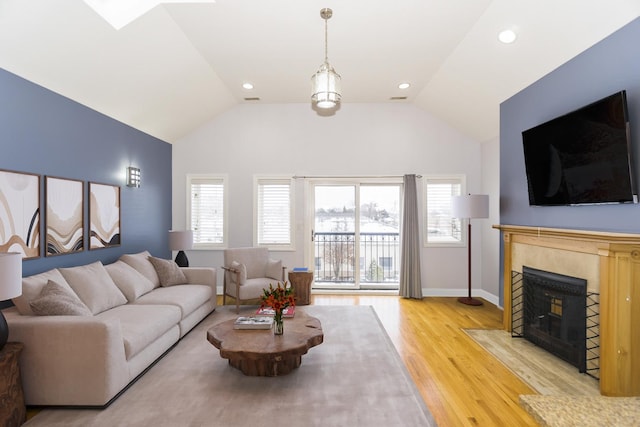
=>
[187,174,227,249]
[424,175,464,246]
[254,176,294,250]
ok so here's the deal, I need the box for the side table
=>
[288,271,314,305]
[0,342,26,427]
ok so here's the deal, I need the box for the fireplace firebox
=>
[522,266,587,372]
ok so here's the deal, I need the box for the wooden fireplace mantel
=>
[495,224,640,397]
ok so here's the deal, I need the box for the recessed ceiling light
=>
[398,83,410,90]
[242,82,254,90]
[498,29,517,44]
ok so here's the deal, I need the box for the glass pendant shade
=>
[311,61,341,109]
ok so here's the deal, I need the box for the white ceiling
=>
[0,0,639,143]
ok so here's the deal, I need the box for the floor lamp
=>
[451,194,489,306]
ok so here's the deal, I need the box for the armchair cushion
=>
[230,261,247,285]
[29,280,92,316]
[266,259,283,281]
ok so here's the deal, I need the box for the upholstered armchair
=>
[222,247,286,313]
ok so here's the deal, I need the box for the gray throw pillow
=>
[29,280,92,316]
[148,256,188,287]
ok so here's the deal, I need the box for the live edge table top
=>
[206,312,324,376]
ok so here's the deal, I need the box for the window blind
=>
[190,177,224,245]
[257,180,291,246]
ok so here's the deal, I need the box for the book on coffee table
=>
[255,306,295,318]
[233,316,274,330]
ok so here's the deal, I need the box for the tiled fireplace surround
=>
[496,225,640,397]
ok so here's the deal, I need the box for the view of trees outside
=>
[314,185,400,287]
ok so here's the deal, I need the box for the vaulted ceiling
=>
[1,0,638,143]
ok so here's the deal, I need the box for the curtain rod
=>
[292,174,422,179]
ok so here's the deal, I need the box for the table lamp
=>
[168,230,193,267]
[0,252,22,352]
[451,194,489,306]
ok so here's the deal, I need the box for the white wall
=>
[480,136,501,306]
[172,102,497,299]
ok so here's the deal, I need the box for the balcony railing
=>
[313,232,400,284]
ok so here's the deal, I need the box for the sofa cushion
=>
[13,269,75,315]
[96,304,181,360]
[266,259,283,281]
[29,280,92,316]
[147,256,187,287]
[230,261,247,285]
[132,284,212,319]
[59,261,127,315]
[119,251,160,288]
[105,260,155,302]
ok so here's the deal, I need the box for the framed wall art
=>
[89,182,121,250]
[0,169,41,259]
[45,176,84,256]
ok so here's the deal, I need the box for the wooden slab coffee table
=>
[207,312,323,376]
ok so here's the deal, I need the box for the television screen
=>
[522,90,636,206]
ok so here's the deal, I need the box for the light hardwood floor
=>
[306,294,539,426]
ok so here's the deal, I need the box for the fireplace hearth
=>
[521,266,587,372]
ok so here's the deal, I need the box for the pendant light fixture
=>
[311,8,341,110]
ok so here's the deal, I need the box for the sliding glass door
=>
[309,179,401,290]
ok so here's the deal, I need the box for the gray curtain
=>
[399,174,423,299]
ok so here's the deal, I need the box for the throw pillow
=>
[230,261,247,285]
[266,259,283,281]
[13,269,75,316]
[105,260,156,302]
[59,261,128,315]
[119,251,161,288]
[147,256,188,287]
[29,280,92,316]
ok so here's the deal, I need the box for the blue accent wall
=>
[498,17,640,305]
[0,68,172,278]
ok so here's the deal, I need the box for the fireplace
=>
[497,224,640,396]
[522,266,587,372]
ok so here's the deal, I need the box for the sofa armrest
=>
[3,307,129,406]
[180,267,217,303]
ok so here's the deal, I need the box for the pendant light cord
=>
[324,16,329,62]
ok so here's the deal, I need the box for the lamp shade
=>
[451,194,489,219]
[311,61,342,109]
[168,230,193,251]
[0,252,22,300]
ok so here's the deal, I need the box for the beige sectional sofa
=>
[2,251,216,407]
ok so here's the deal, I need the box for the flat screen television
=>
[522,90,636,206]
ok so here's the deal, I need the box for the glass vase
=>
[274,314,284,335]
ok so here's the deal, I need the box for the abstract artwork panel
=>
[0,169,40,259]
[89,182,121,250]
[46,176,84,256]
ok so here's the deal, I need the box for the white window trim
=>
[186,173,228,250]
[253,175,295,251]
[424,174,466,248]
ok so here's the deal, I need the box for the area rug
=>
[24,305,436,427]
[465,329,640,427]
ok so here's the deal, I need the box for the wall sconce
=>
[126,166,141,188]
